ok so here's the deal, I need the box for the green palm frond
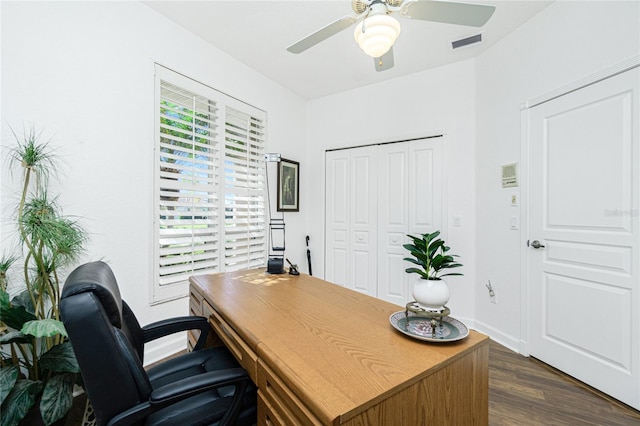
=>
[0,255,18,293]
[19,192,87,269]
[8,126,57,190]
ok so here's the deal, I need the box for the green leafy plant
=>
[403,230,463,280]
[0,127,87,426]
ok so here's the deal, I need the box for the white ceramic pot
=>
[412,277,450,310]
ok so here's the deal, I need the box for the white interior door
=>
[527,66,639,409]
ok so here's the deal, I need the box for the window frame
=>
[152,65,267,304]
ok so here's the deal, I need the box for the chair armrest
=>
[106,402,152,426]
[150,367,249,403]
[142,316,209,350]
[107,368,250,426]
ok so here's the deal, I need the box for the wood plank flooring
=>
[489,340,640,425]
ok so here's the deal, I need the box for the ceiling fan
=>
[287,0,496,72]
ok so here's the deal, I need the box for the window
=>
[153,65,266,303]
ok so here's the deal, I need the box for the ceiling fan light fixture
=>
[353,14,401,58]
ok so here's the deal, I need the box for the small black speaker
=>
[267,257,284,274]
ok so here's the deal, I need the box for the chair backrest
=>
[61,261,151,425]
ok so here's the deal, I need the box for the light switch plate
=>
[510,216,519,230]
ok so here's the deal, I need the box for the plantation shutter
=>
[153,65,267,303]
[158,80,220,288]
[223,103,267,271]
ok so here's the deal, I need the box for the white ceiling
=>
[144,0,553,99]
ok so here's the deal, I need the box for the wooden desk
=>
[189,269,489,426]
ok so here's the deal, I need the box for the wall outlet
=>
[486,280,497,304]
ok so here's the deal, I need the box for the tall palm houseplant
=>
[0,128,87,425]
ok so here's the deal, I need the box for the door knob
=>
[529,240,545,249]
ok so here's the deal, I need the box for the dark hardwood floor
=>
[489,340,640,425]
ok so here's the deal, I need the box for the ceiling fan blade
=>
[401,1,496,27]
[374,48,395,72]
[287,15,359,54]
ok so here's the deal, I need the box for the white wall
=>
[4,0,637,362]
[0,1,306,363]
[306,60,478,321]
[475,1,640,350]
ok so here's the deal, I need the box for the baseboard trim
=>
[143,335,188,367]
[456,315,475,331]
[474,320,520,353]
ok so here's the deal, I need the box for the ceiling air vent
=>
[451,33,483,50]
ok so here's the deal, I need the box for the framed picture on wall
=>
[277,158,299,212]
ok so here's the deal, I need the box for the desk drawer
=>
[202,301,258,383]
[258,391,289,426]
[257,360,322,426]
[189,295,201,317]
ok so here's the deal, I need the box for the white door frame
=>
[519,55,640,356]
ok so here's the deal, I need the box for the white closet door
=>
[350,146,378,296]
[377,138,444,306]
[325,147,377,296]
[377,143,410,305]
[325,150,350,285]
[326,137,444,305]
[408,139,443,236]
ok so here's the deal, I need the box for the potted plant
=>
[0,127,87,426]
[403,230,463,311]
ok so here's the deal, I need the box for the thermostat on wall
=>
[502,163,518,188]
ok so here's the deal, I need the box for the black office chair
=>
[60,261,256,426]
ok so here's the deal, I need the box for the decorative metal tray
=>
[389,311,469,342]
